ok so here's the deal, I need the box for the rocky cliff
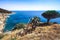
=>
[0,8,12,33]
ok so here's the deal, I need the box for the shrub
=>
[0,34,4,39]
[11,37,16,40]
[29,16,40,26]
[12,23,25,30]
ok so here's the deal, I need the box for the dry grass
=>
[1,24,60,40]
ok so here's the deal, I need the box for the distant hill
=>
[0,8,12,13]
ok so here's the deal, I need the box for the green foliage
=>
[30,16,40,25]
[12,23,25,30]
[42,10,60,23]
[11,37,16,40]
[0,34,4,39]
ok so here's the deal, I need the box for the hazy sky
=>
[0,0,60,10]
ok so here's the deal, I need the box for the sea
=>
[4,11,60,32]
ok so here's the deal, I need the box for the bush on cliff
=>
[12,23,25,31]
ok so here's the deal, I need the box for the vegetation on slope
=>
[1,24,60,40]
[0,10,60,40]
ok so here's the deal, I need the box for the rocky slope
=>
[1,24,60,40]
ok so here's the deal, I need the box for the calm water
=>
[4,11,60,31]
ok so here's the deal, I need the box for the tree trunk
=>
[47,19,50,24]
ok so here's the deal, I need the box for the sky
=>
[0,0,60,11]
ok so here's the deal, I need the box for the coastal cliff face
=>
[0,13,10,33]
[0,8,12,33]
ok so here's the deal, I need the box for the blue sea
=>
[4,11,60,31]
